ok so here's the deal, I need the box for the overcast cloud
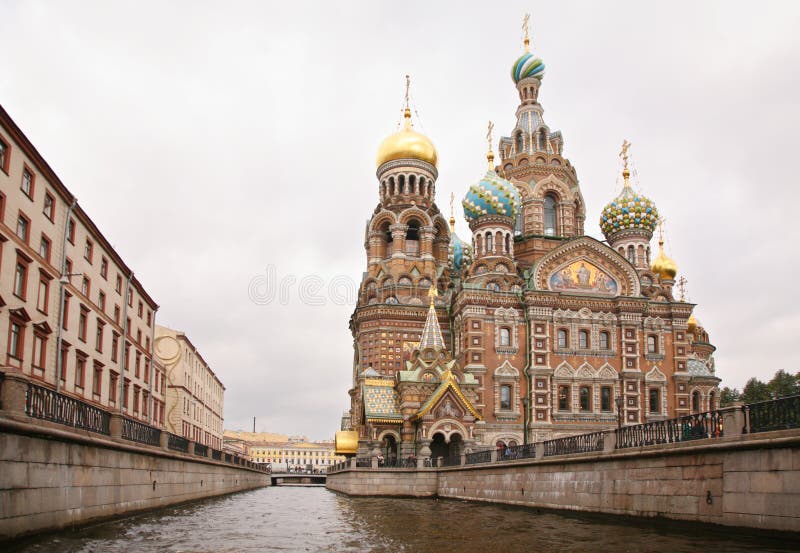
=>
[1,1,798,440]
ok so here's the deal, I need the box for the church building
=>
[338,24,720,461]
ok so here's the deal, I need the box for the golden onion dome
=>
[376,108,438,168]
[687,315,698,334]
[651,239,678,280]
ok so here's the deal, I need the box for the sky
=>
[1,1,798,440]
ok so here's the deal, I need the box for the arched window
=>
[499,328,510,346]
[515,131,524,153]
[539,129,548,151]
[599,331,610,350]
[485,232,493,253]
[692,390,701,413]
[406,220,420,256]
[504,233,511,254]
[709,390,716,411]
[500,385,511,410]
[647,335,657,354]
[544,195,557,236]
[398,174,406,194]
[557,329,568,349]
[579,386,591,411]
[579,330,589,349]
[627,245,635,264]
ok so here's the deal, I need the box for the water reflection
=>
[7,487,798,553]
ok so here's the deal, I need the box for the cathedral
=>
[339,24,720,461]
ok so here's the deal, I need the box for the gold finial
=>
[657,217,666,246]
[449,192,456,232]
[523,13,531,52]
[620,139,631,184]
[428,283,438,307]
[486,120,495,169]
[677,276,688,302]
[402,74,412,129]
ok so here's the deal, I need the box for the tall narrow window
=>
[39,236,51,262]
[0,138,8,172]
[16,214,29,242]
[647,335,657,354]
[8,322,23,359]
[37,277,49,313]
[649,388,660,414]
[75,355,86,389]
[21,167,33,198]
[33,334,47,369]
[579,330,589,349]
[84,239,93,262]
[500,385,511,410]
[627,245,635,264]
[499,327,510,346]
[692,390,701,413]
[78,308,88,341]
[109,372,118,403]
[558,385,570,411]
[68,218,75,244]
[93,365,103,396]
[14,261,28,298]
[543,194,557,236]
[43,193,55,221]
[599,331,609,350]
[557,329,568,349]
[601,386,612,412]
[580,386,592,411]
[95,320,104,352]
[485,232,493,253]
[100,257,108,279]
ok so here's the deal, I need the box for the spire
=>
[486,120,495,170]
[523,13,531,53]
[402,74,412,130]
[449,192,456,232]
[419,285,445,350]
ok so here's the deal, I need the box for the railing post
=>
[371,456,379,469]
[603,430,616,453]
[160,431,170,450]
[535,441,545,459]
[720,403,745,437]
[0,372,29,416]
[349,457,357,469]
[109,413,123,439]
[460,453,466,466]
[490,449,498,462]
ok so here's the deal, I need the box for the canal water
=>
[7,487,798,552]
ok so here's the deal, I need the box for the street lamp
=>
[522,396,530,446]
[615,396,624,429]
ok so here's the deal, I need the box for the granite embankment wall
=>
[0,419,270,541]
[328,430,800,532]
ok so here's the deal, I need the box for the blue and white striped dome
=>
[511,52,545,83]
[462,170,521,222]
[449,231,472,273]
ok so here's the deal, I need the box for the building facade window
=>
[579,330,589,349]
[499,327,510,346]
[95,320,104,352]
[649,388,660,414]
[75,354,86,389]
[8,321,24,359]
[21,167,34,198]
[81,276,90,297]
[14,259,28,299]
[43,193,55,221]
[579,385,592,411]
[599,331,609,350]
[111,332,119,362]
[100,257,108,279]
[500,384,511,410]
[557,329,568,349]
[98,290,106,311]
[37,277,49,313]
[109,371,118,403]
[68,218,75,244]
[78,307,88,341]
[543,194,557,236]
[647,335,658,354]
[32,334,47,369]
[84,239,93,262]
[601,386,612,412]
[692,390,701,413]
[558,385,570,411]
[16,213,30,242]
[39,235,51,262]
[0,138,8,172]
[93,365,103,397]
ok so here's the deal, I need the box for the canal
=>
[7,487,798,552]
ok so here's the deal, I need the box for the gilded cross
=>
[487,120,494,151]
[677,276,688,302]
[404,74,411,110]
[619,139,631,170]
[523,13,530,50]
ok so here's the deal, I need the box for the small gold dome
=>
[687,315,698,334]
[376,108,438,168]
[651,239,677,280]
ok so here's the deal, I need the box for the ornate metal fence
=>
[25,382,110,435]
[120,417,161,446]
[465,450,493,465]
[616,410,723,449]
[543,431,604,457]
[747,395,800,433]
[211,449,222,461]
[442,454,462,467]
[501,443,537,461]
[356,457,372,468]
[167,433,190,453]
[194,443,208,457]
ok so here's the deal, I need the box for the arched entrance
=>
[430,432,463,461]
[382,434,398,465]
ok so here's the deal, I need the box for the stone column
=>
[0,371,29,416]
[603,430,616,453]
[420,226,435,261]
[109,413,124,439]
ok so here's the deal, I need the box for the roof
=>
[414,371,482,421]
[687,358,718,379]
[362,381,402,423]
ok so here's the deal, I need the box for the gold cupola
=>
[376,107,438,168]
[687,314,698,334]
[376,76,438,169]
[651,238,678,281]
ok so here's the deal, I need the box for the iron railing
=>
[500,443,536,461]
[211,449,222,461]
[120,417,161,446]
[356,457,372,468]
[25,382,110,435]
[167,433,190,453]
[442,454,462,467]
[544,431,604,457]
[746,395,800,433]
[465,450,492,465]
[616,410,723,449]
[194,443,208,457]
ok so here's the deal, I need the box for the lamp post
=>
[615,396,624,430]
[522,396,529,446]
